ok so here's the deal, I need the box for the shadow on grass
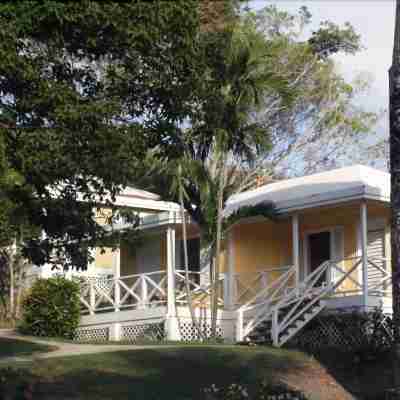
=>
[313,349,393,400]
[8,346,308,400]
[0,337,56,358]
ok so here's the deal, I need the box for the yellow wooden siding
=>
[232,200,390,295]
[94,247,114,270]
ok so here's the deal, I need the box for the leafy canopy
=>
[0,1,202,269]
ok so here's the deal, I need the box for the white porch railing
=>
[76,256,391,324]
[174,270,225,307]
[234,266,293,306]
[76,270,168,315]
[76,269,224,315]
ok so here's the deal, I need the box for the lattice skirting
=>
[179,320,223,341]
[287,309,393,352]
[121,322,165,342]
[74,326,110,342]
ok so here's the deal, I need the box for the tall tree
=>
[390,0,400,389]
[247,5,377,177]
[136,6,371,336]
[0,1,202,270]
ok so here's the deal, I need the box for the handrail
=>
[277,259,361,340]
[239,266,295,311]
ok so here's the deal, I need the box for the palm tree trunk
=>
[179,169,204,341]
[211,155,227,338]
[390,0,400,389]
[8,247,14,319]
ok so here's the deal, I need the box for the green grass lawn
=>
[0,337,55,358]
[4,346,318,400]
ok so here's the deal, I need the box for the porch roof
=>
[225,165,390,216]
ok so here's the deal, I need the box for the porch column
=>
[360,201,369,310]
[165,212,181,340]
[113,246,121,312]
[224,230,236,310]
[292,214,300,295]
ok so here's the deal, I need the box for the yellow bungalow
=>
[60,165,391,346]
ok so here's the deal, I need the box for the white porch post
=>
[113,247,121,312]
[292,214,300,295]
[360,201,369,310]
[165,212,181,340]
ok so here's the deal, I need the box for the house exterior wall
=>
[231,200,390,296]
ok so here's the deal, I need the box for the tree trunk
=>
[179,182,204,341]
[211,155,227,339]
[7,249,14,319]
[390,0,400,389]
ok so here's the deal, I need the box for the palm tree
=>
[136,21,291,338]
[390,0,400,391]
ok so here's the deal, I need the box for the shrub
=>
[0,367,35,400]
[288,307,393,360]
[19,276,80,339]
[203,382,308,400]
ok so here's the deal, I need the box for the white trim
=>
[225,165,390,217]
[292,214,300,291]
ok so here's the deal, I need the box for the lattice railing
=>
[77,269,218,314]
[174,270,224,307]
[234,266,293,307]
[76,270,168,314]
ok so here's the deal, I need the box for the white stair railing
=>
[272,258,362,347]
[235,266,296,341]
[235,258,364,346]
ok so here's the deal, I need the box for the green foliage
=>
[289,308,394,360]
[243,5,375,175]
[309,21,361,58]
[0,367,35,400]
[20,276,80,339]
[225,203,276,229]
[203,382,308,400]
[0,1,201,269]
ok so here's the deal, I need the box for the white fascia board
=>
[275,185,389,214]
[111,195,180,212]
[107,211,184,233]
[226,185,389,217]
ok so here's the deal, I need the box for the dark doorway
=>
[308,231,331,286]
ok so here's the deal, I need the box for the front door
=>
[307,231,331,286]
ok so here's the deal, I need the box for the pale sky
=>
[251,0,396,162]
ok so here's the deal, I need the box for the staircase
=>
[247,297,326,347]
[236,258,362,347]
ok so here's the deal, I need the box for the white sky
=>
[251,0,396,143]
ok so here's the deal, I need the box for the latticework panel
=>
[121,323,165,343]
[287,309,393,353]
[74,327,110,342]
[179,321,223,341]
